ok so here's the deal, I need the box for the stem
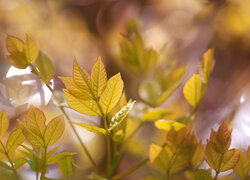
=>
[214,153,224,180]
[103,115,111,173]
[30,63,100,173]
[40,147,47,180]
[111,158,149,180]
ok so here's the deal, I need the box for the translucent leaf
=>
[64,90,101,116]
[8,53,29,69]
[113,130,124,143]
[185,169,212,180]
[14,158,27,169]
[155,120,185,131]
[109,100,135,131]
[34,51,54,82]
[0,111,9,138]
[6,35,24,53]
[24,35,39,62]
[47,152,76,165]
[6,129,25,154]
[202,49,215,83]
[220,149,240,172]
[99,73,124,114]
[91,56,107,97]
[234,151,250,179]
[191,143,205,167]
[72,122,106,134]
[142,109,171,122]
[44,116,65,146]
[205,142,221,170]
[58,155,75,178]
[183,74,202,107]
[149,144,172,169]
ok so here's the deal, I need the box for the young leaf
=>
[149,144,172,169]
[34,51,55,82]
[47,152,76,164]
[155,120,185,131]
[205,142,221,170]
[142,109,171,122]
[185,169,212,180]
[6,129,25,154]
[220,149,240,172]
[113,130,124,142]
[6,35,24,53]
[183,74,202,107]
[91,57,107,97]
[109,100,135,131]
[57,155,75,178]
[24,34,39,62]
[44,116,65,147]
[99,73,124,114]
[72,122,106,134]
[191,143,205,167]
[234,151,250,179]
[63,90,101,116]
[0,111,9,138]
[8,53,29,69]
[202,49,215,83]
[14,158,27,169]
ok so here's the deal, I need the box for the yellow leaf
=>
[6,35,24,53]
[47,152,76,165]
[99,73,124,114]
[0,111,9,138]
[234,151,250,179]
[6,129,25,154]
[149,144,172,169]
[64,90,100,116]
[142,109,171,122]
[91,56,107,97]
[202,49,215,83]
[44,116,65,146]
[183,74,202,107]
[24,34,39,62]
[8,53,29,69]
[220,149,240,172]
[191,143,205,167]
[59,77,91,100]
[185,169,212,180]
[72,121,106,134]
[205,142,221,170]
[155,120,185,131]
[73,58,93,98]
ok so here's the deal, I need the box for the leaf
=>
[109,100,135,131]
[191,143,205,167]
[234,151,250,179]
[47,147,59,158]
[58,155,75,178]
[113,130,124,143]
[47,152,76,165]
[183,74,202,107]
[142,109,171,122]
[8,53,29,69]
[205,142,221,170]
[24,34,39,62]
[63,90,100,116]
[202,49,215,83]
[155,120,185,131]
[44,116,65,147]
[99,73,124,114]
[19,144,40,160]
[220,149,240,172]
[6,129,25,154]
[0,111,9,138]
[72,122,106,134]
[14,158,27,169]
[34,51,54,82]
[6,35,24,53]
[185,169,212,180]
[149,144,172,169]
[59,77,91,100]
[91,56,107,97]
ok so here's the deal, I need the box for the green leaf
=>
[47,152,76,165]
[34,51,55,82]
[185,169,212,180]
[220,149,240,172]
[44,115,65,146]
[72,122,106,134]
[0,111,9,138]
[6,129,25,154]
[6,35,24,53]
[57,155,75,178]
[91,56,107,97]
[63,90,101,116]
[142,109,171,122]
[14,157,27,169]
[8,52,29,69]
[155,120,185,131]
[24,34,39,62]
[109,100,135,131]
[183,74,202,107]
[234,151,250,179]
[99,73,124,114]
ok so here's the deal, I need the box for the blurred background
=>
[1,0,250,179]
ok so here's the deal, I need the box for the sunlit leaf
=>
[6,35,24,53]
[6,129,25,154]
[185,169,212,180]
[91,56,107,97]
[99,73,124,114]
[220,149,240,172]
[72,122,106,134]
[113,130,124,143]
[24,34,39,62]
[205,142,221,170]
[58,155,75,178]
[0,111,9,138]
[149,144,172,169]
[191,143,205,167]
[14,158,27,169]
[47,152,76,165]
[44,116,65,146]
[234,151,250,179]
[8,53,29,69]
[183,74,202,107]
[155,120,185,131]
[202,49,215,83]
[64,90,100,116]
[142,109,171,122]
